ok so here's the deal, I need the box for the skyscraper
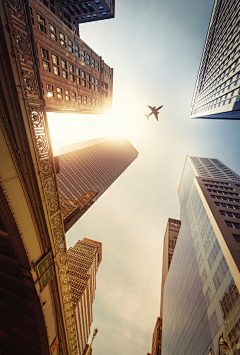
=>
[29,0,113,114]
[160,218,181,318]
[162,157,240,355]
[67,238,102,355]
[148,219,180,355]
[54,136,138,232]
[190,0,240,120]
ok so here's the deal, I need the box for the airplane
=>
[145,105,163,121]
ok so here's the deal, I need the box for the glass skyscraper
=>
[162,157,240,355]
[190,0,240,120]
[54,136,138,232]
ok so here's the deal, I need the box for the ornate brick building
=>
[29,0,114,114]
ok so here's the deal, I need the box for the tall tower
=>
[190,0,240,120]
[149,219,180,355]
[160,218,181,318]
[162,156,240,355]
[29,0,114,114]
[67,238,102,355]
[54,136,138,232]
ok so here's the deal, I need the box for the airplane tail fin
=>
[144,114,149,121]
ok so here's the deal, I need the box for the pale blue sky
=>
[48,0,240,354]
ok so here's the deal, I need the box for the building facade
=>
[161,157,240,355]
[30,0,113,114]
[54,136,138,232]
[190,0,240,120]
[67,238,102,355]
[149,317,162,355]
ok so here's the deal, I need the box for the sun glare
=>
[47,102,145,150]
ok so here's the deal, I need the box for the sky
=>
[47,0,240,354]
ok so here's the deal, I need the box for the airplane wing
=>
[148,105,154,110]
[148,111,154,116]
[156,105,163,111]
[154,113,159,121]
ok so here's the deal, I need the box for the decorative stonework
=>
[2,0,77,352]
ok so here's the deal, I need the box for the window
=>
[49,23,57,41]
[99,6,103,9]
[87,54,90,65]
[232,234,240,242]
[43,61,50,71]
[47,84,54,97]
[68,39,73,53]
[104,82,108,90]
[96,61,99,71]
[97,99,99,107]
[60,32,66,47]
[87,74,90,81]
[52,54,58,65]
[104,91,108,97]
[102,12,107,15]
[53,66,59,75]
[43,0,48,8]
[82,71,86,79]
[82,80,86,87]
[107,71,109,77]
[96,86,99,92]
[92,84,95,90]
[57,93,63,99]
[61,59,67,69]
[37,14,46,33]
[72,92,76,102]
[76,68,80,76]
[78,94,82,103]
[69,64,74,73]
[65,90,70,101]
[88,82,91,89]
[84,96,87,104]
[70,74,74,82]
[92,77,95,83]
[82,50,85,61]
[92,58,95,68]
[56,88,62,93]
[75,44,80,58]
[62,70,68,79]
[104,69,106,75]
[93,98,96,106]
[77,77,81,84]
[41,48,49,59]
[88,97,92,105]
[96,79,99,85]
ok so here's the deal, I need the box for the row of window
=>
[46,84,100,106]
[208,189,239,196]
[220,210,240,218]
[205,184,234,190]
[215,201,240,210]
[225,220,240,229]
[211,195,240,203]
[203,180,229,185]
[37,13,112,76]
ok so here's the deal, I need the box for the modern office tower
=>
[67,238,102,355]
[29,0,113,114]
[54,136,138,232]
[161,156,240,355]
[190,0,240,120]
[160,218,181,318]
